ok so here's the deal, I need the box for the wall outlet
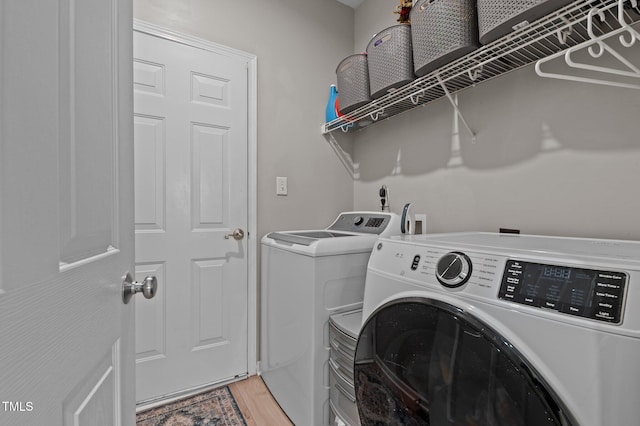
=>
[415,214,427,234]
[276,176,288,196]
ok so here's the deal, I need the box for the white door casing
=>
[0,0,135,425]
[133,22,257,404]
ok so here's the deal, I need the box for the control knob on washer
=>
[436,252,472,288]
[353,216,364,226]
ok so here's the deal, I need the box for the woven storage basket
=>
[336,54,371,114]
[366,25,415,99]
[478,0,573,45]
[410,0,479,77]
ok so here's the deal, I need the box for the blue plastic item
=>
[325,84,339,123]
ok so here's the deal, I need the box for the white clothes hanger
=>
[535,0,640,89]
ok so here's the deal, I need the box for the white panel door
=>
[133,29,249,403]
[0,0,135,425]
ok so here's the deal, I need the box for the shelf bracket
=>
[410,90,425,104]
[436,73,477,143]
[556,17,573,45]
[322,130,359,179]
[369,110,384,121]
[468,64,483,81]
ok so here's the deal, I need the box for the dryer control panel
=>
[369,232,640,328]
[498,260,626,324]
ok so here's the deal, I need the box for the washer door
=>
[354,298,575,426]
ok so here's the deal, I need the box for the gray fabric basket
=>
[336,54,371,114]
[410,0,479,77]
[366,25,415,99]
[478,0,574,45]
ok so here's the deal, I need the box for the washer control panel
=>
[328,212,396,235]
[498,260,626,324]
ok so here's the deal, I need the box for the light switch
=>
[276,176,288,196]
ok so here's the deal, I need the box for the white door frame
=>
[133,19,258,378]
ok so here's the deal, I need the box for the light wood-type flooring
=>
[229,375,294,426]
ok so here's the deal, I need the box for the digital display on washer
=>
[365,217,385,227]
[498,260,626,323]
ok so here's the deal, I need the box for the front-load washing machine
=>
[260,211,400,426]
[355,232,640,426]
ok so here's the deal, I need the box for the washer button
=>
[411,255,421,271]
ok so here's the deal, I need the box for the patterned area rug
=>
[136,386,248,426]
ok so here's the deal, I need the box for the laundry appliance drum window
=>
[354,298,575,426]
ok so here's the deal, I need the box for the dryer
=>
[356,232,640,426]
[260,211,400,426]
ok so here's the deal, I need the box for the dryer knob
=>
[436,252,472,288]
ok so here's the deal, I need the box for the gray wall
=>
[132,0,640,243]
[134,0,356,237]
[352,1,640,240]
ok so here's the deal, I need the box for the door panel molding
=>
[191,123,228,228]
[134,263,167,361]
[59,0,120,266]
[133,114,166,231]
[63,340,121,426]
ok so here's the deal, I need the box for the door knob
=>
[122,272,157,304]
[225,228,245,240]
